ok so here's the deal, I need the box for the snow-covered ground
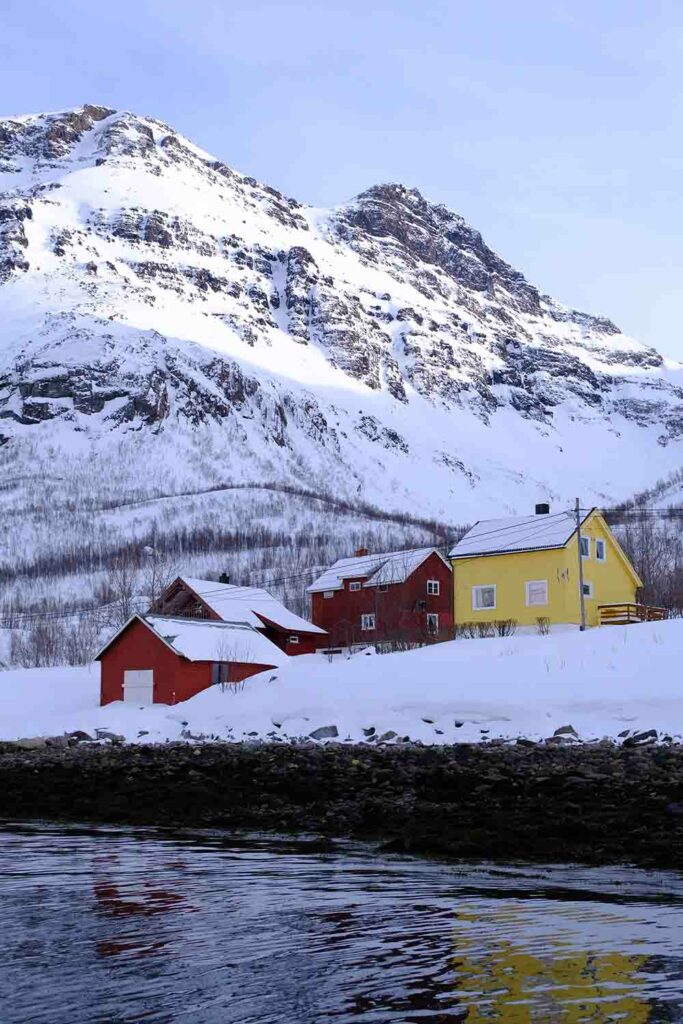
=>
[1,621,681,745]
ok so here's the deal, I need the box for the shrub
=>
[536,616,551,636]
[457,621,478,639]
[475,621,496,639]
[495,618,517,637]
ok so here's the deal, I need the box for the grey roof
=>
[307,547,449,593]
[449,511,588,559]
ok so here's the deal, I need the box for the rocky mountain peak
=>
[0,104,116,167]
[0,103,681,525]
[335,181,541,315]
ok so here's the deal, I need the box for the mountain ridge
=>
[1,102,682,540]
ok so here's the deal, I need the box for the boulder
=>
[624,729,658,747]
[45,735,70,748]
[68,730,93,743]
[94,729,125,745]
[309,725,339,741]
[15,737,46,750]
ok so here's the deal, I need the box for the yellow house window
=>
[580,537,591,558]
[472,585,496,610]
[525,580,548,607]
[582,582,594,598]
[595,539,606,562]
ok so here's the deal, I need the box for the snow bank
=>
[1,621,682,745]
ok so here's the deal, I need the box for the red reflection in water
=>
[93,865,189,961]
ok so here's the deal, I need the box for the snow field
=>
[1,620,681,746]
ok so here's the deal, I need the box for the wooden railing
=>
[598,603,666,625]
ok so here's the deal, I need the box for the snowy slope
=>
[2,103,683,608]
[1,621,681,745]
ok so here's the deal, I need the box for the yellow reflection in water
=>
[452,905,650,1023]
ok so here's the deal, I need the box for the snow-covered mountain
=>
[2,103,683,581]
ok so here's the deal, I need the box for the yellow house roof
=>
[450,510,586,559]
[450,508,643,588]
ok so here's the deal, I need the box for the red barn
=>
[96,614,287,706]
[307,547,453,647]
[152,576,327,656]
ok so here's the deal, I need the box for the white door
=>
[123,669,154,705]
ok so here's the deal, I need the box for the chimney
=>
[219,572,231,584]
[355,547,369,557]
[535,503,550,515]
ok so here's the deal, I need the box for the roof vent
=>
[355,547,369,557]
[535,503,550,515]
[219,572,231,584]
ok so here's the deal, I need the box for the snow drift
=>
[1,620,681,746]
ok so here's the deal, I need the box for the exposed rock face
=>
[336,183,542,314]
[1,103,682,519]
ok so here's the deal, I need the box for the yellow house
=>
[450,506,644,628]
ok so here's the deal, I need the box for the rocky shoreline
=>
[1,741,683,868]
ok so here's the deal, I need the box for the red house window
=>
[212,662,230,684]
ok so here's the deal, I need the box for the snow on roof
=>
[449,511,587,559]
[307,547,448,593]
[180,577,327,635]
[144,616,288,665]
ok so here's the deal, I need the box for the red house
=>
[152,576,327,655]
[307,547,453,647]
[96,614,287,706]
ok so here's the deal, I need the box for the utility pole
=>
[575,497,586,631]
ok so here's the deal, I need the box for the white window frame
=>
[378,583,388,593]
[472,584,496,611]
[580,536,591,559]
[582,581,594,598]
[427,612,439,634]
[595,539,606,562]
[525,579,548,607]
[288,635,300,644]
[427,579,440,596]
[323,590,334,599]
[349,581,362,592]
[361,613,376,631]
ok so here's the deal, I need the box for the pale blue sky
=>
[3,0,683,356]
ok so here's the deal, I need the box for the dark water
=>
[2,824,683,1023]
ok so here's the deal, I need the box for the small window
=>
[525,580,548,607]
[472,585,496,610]
[323,590,334,599]
[595,539,606,562]
[427,612,439,634]
[378,583,389,593]
[580,536,591,558]
[582,582,593,598]
[427,579,440,596]
[289,635,300,644]
[417,599,427,612]
[361,613,376,631]
[349,581,362,592]
[212,662,230,685]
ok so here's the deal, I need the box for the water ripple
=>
[1,822,682,1023]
